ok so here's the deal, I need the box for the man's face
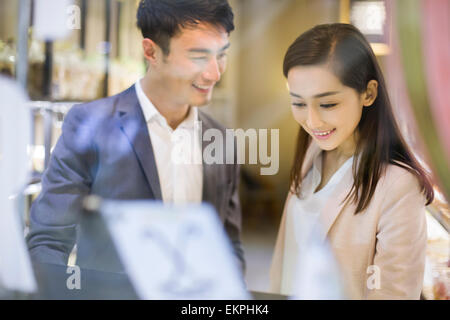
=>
[152,22,230,107]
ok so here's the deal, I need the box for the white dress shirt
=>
[281,150,354,295]
[135,79,203,204]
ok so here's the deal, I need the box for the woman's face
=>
[287,65,370,155]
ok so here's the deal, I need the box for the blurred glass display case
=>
[0,0,146,101]
[1,0,447,300]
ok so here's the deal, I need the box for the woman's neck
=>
[325,131,358,166]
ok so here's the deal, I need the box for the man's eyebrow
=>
[188,43,231,54]
[219,43,231,52]
[289,91,340,98]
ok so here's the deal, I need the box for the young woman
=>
[270,23,434,299]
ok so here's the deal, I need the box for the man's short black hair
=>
[137,0,234,56]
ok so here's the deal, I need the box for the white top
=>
[135,80,203,204]
[281,150,354,295]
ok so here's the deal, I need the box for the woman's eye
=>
[320,103,337,108]
[292,103,306,108]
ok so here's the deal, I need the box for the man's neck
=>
[140,77,190,130]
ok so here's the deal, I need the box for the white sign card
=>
[0,77,37,293]
[33,0,75,41]
[100,201,249,300]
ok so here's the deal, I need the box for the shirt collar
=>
[179,105,198,129]
[312,149,355,177]
[300,150,354,199]
[135,79,198,130]
[135,78,161,123]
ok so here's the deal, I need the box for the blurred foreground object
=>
[422,211,450,300]
[89,198,249,300]
[388,4,450,298]
[0,76,36,293]
[394,0,450,201]
[33,0,73,41]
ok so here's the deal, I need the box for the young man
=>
[26,0,244,275]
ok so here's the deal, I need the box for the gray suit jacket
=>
[26,85,245,274]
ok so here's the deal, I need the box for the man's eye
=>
[292,103,306,107]
[320,103,337,108]
[191,57,208,61]
[218,53,227,59]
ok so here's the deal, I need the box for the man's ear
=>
[362,80,378,107]
[142,38,160,66]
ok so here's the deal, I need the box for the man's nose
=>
[203,57,221,82]
[306,106,324,129]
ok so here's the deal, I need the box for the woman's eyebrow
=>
[289,91,340,98]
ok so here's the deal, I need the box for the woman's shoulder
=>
[380,162,422,187]
[376,162,426,207]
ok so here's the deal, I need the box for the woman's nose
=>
[306,106,324,129]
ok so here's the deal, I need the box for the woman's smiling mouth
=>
[311,128,336,140]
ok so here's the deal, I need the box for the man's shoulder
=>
[198,110,227,132]
[66,85,136,121]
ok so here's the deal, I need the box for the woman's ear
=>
[142,38,160,66]
[362,80,378,107]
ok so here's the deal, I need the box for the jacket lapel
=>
[116,86,162,200]
[198,112,219,210]
[318,166,355,240]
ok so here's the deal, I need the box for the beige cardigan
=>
[270,142,427,299]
